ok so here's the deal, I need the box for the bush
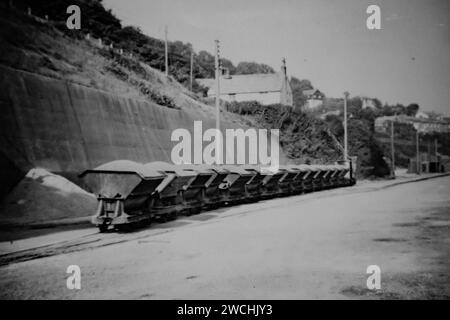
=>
[224,100,263,115]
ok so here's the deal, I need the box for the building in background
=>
[408,153,449,174]
[197,59,293,107]
[361,97,378,110]
[302,88,325,110]
[375,115,450,134]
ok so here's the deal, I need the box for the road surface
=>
[0,176,449,299]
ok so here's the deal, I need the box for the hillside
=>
[0,1,345,168]
[0,5,293,191]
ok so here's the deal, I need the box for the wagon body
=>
[259,170,285,199]
[80,160,166,231]
[278,167,300,195]
[221,165,256,203]
[241,166,266,201]
[317,165,334,189]
[309,165,327,191]
[327,165,341,188]
[178,164,216,213]
[203,166,230,207]
[283,165,304,194]
[144,162,196,217]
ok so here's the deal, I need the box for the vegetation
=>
[10,0,280,93]
[289,77,314,110]
[319,96,449,173]
[224,101,343,165]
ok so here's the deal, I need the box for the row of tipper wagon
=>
[80,161,356,232]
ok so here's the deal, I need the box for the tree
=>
[218,58,235,75]
[290,77,313,109]
[235,62,275,74]
[196,50,215,78]
[406,103,419,116]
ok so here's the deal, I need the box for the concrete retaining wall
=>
[0,66,285,193]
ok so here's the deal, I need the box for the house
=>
[361,97,378,110]
[416,111,445,121]
[375,115,450,134]
[415,111,430,119]
[196,59,293,107]
[408,153,449,174]
[302,88,325,110]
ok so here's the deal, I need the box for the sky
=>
[103,0,450,115]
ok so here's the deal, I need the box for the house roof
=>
[196,72,285,95]
[303,88,324,98]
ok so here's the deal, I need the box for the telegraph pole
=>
[343,92,349,162]
[435,138,438,156]
[190,50,194,91]
[215,40,221,164]
[416,130,420,175]
[390,120,395,178]
[164,25,169,77]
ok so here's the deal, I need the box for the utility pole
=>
[434,138,438,156]
[215,40,221,164]
[164,25,169,77]
[416,130,420,175]
[343,92,349,162]
[190,50,194,91]
[390,120,395,178]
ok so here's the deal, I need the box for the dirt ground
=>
[0,176,449,299]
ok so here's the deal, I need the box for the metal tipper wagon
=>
[181,164,229,209]
[143,161,197,220]
[220,165,256,204]
[296,164,314,192]
[283,165,304,194]
[80,160,167,232]
[177,164,216,214]
[241,165,266,202]
[317,165,334,190]
[259,168,285,199]
[278,166,301,196]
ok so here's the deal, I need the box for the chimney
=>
[281,57,287,76]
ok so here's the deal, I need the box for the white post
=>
[190,51,194,91]
[343,91,349,162]
[416,130,420,175]
[215,40,221,164]
[390,120,395,178]
[164,25,169,77]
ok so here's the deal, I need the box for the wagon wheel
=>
[169,211,178,221]
[115,224,132,232]
[98,223,109,233]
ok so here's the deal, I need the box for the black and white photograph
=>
[0,0,449,304]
